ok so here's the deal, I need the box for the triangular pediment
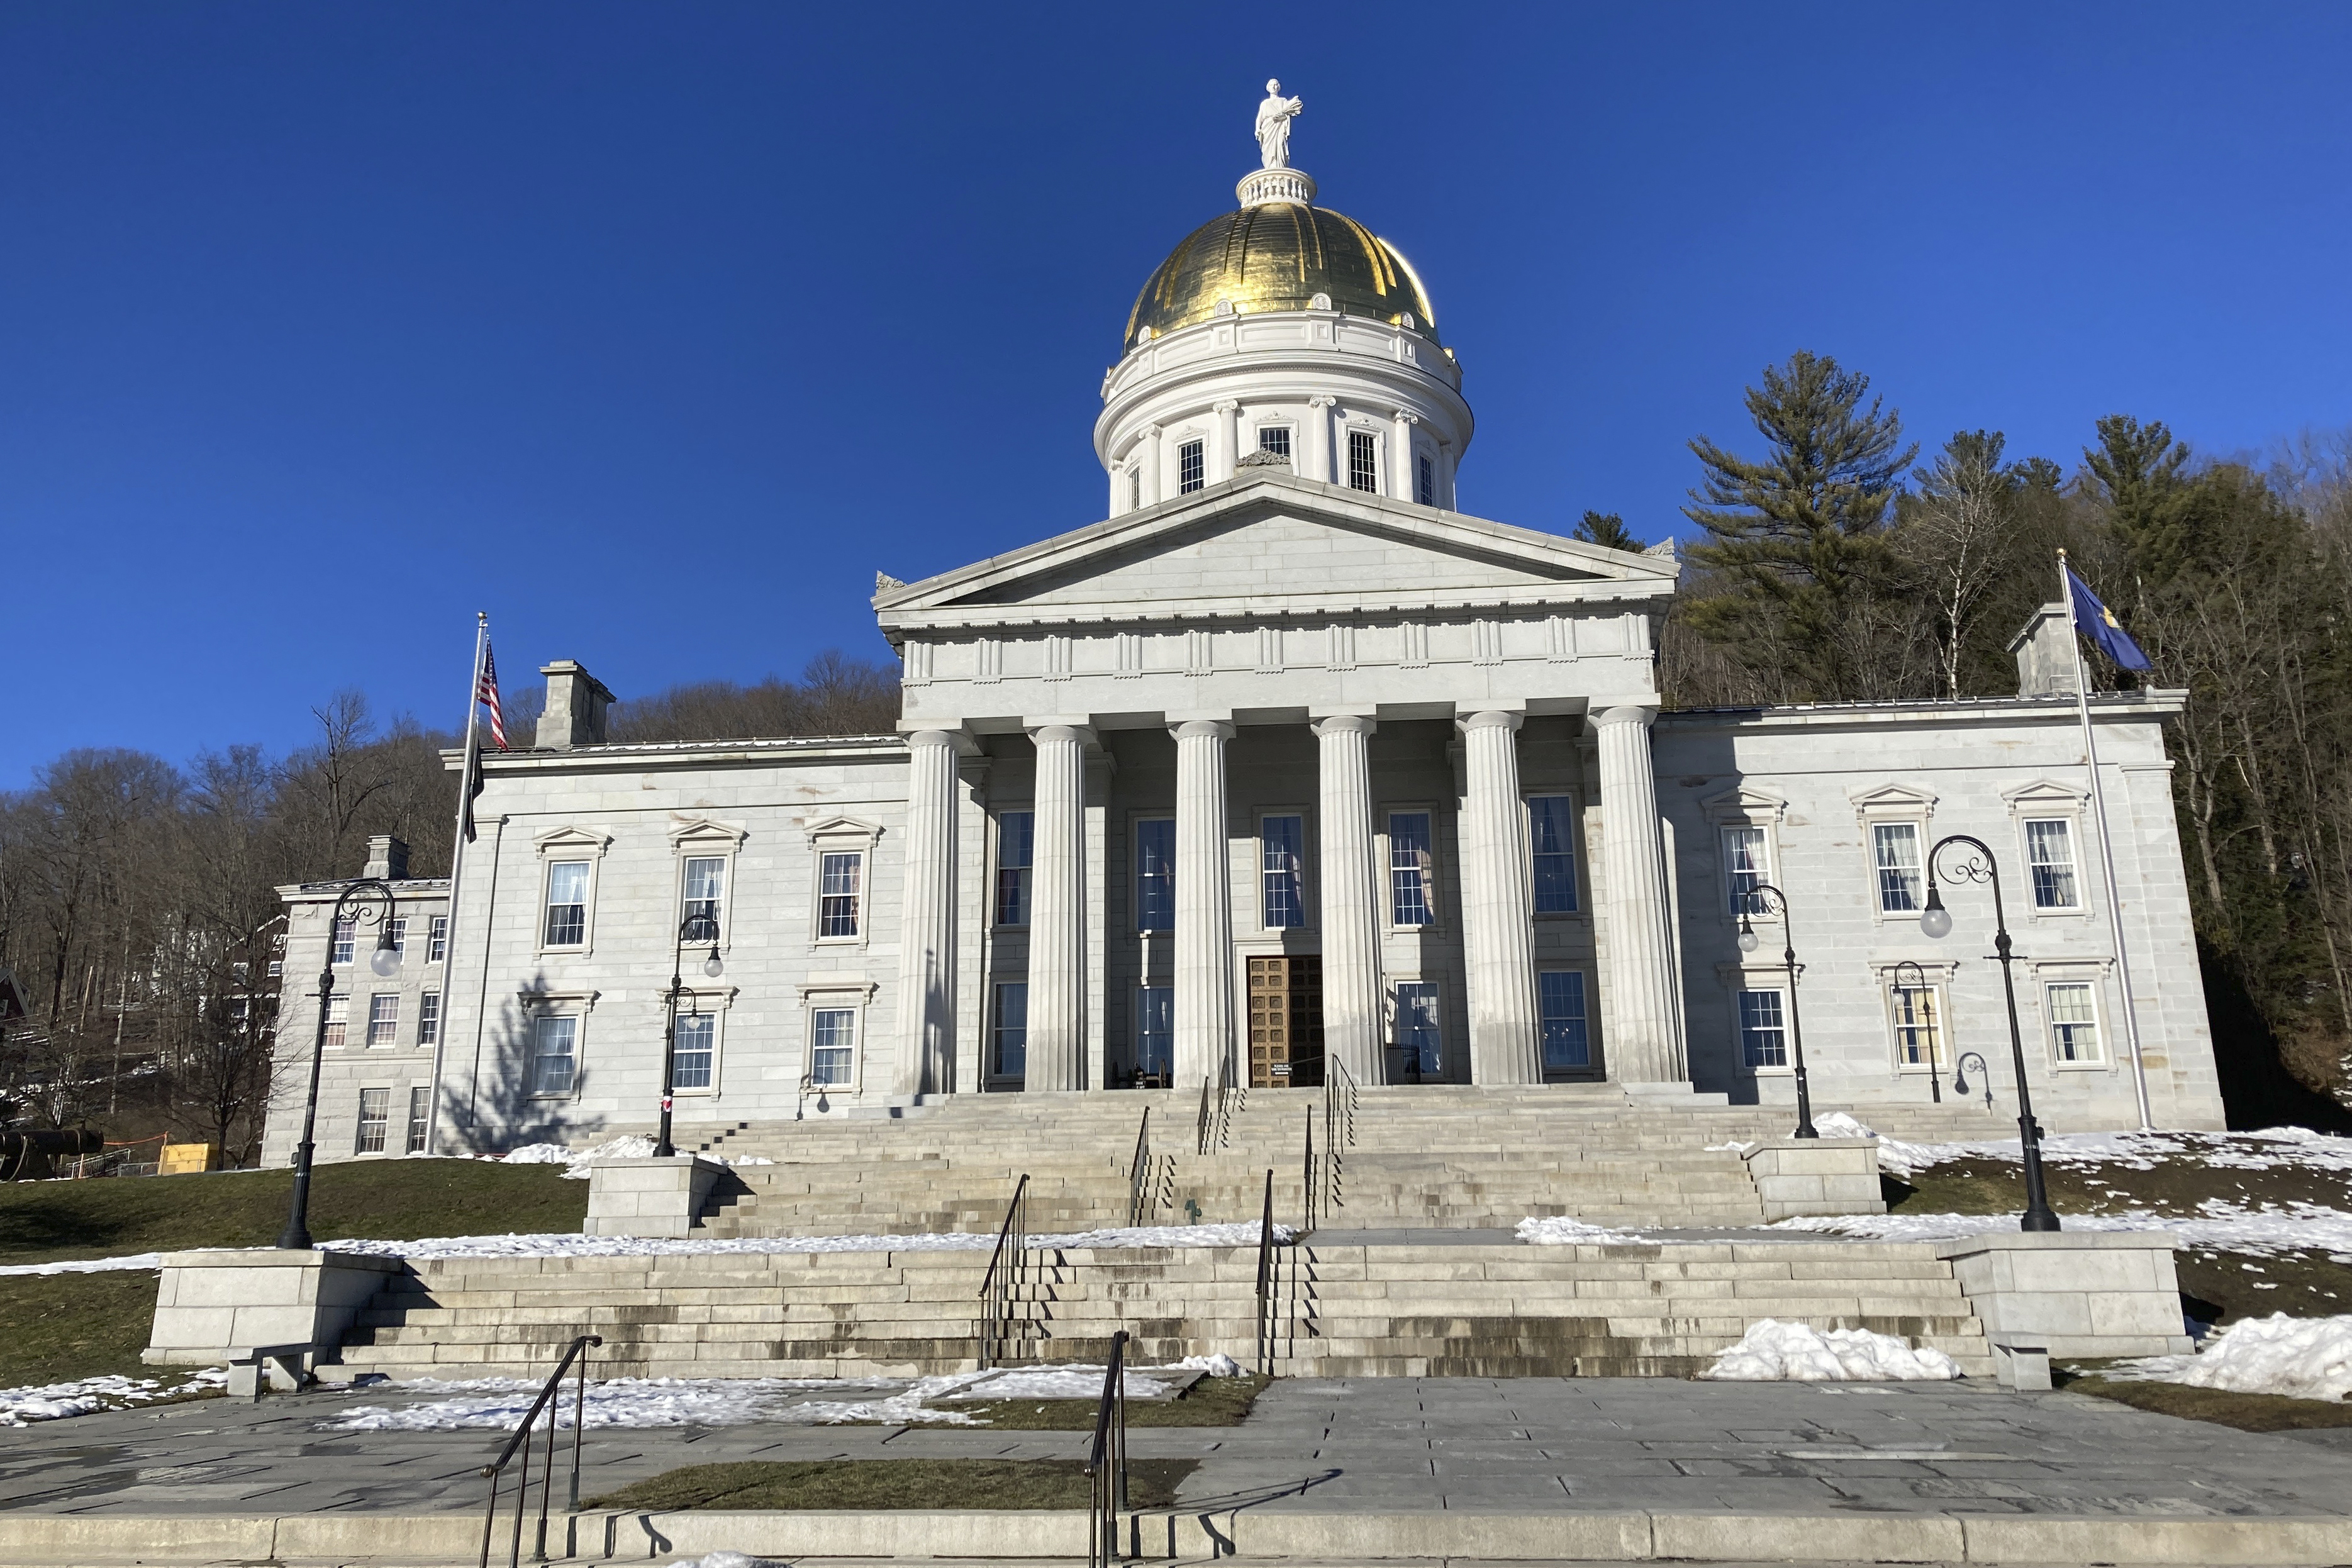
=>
[874,472,1676,631]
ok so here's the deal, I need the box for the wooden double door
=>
[1246,954,1325,1089]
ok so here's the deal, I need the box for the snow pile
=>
[1770,1201,2352,1264]
[0,1369,223,1426]
[1867,1125,2352,1182]
[1177,1353,1242,1376]
[1038,1221,1293,1250]
[940,1365,1177,1401]
[1811,1111,1878,1140]
[0,1253,162,1278]
[668,1555,781,1568]
[2108,1313,2352,1403]
[1700,1320,1961,1382]
[494,1137,770,1177]
[1514,1216,1651,1246]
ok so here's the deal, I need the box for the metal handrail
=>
[1125,1108,1152,1228]
[1084,1329,1131,1568]
[1194,1075,1212,1155]
[1301,1105,1317,1236]
[477,1333,601,1568]
[1252,1168,1276,1376]
[976,1173,1030,1369]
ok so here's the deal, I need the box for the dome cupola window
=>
[1178,440,1205,494]
[1348,430,1379,494]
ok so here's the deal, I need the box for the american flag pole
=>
[423,612,491,1155]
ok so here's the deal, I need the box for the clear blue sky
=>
[4,3,2348,785]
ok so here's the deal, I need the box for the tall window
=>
[355,1088,389,1154]
[1135,987,1173,1081]
[991,982,1028,1078]
[331,918,356,966]
[1178,440,1205,493]
[1257,426,1291,460]
[532,1015,578,1095]
[1722,826,1768,915]
[1739,988,1789,1068]
[1129,467,1141,510]
[428,915,449,963]
[1347,430,1378,492]
[683,857,725,940]
[1873,823,1924,913]
[818,852,864,938]
[1135,819,1175,931]
[1529,796,1578,913]
[995,812,1035,926]
[1395,982,1442,1076]
[2026,820,2080,909]
[404,1086,431,1154]
[417,991,441,1047]
[1261,815,1305,928]
[1539,971,1589,1070]
[810,1008,856,1085]
[323,996,349,1049]
[366,994,400,1047]
[672,1011,715,1089]
[544,862,589,946]
[1390,811,1435,926]
[1890,981,1942,1068]
[1417,453,1435,506]
[386,918,409,959]
[2046,981,2102,1062]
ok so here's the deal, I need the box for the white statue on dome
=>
[1254,79,1303,169]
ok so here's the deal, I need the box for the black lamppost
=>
[653,909,723,1160]
[1737,884,1816,1140]
[1920,834,2061,1232]
[1891,959,1941,1104]
[279,879,401,1249]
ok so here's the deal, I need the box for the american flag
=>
[479,640,509,750]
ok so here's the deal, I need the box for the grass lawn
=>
[2057,1367,2352,1433]
[0,1159,587,1266]
[938,1372,1268,1429]
[0,1160,586,1391]
[586,1457,1198,1511]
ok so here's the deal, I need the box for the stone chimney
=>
[363,835,410,881]
[2007,603,2080,698]
[537,661,616,749]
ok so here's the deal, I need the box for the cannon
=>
[1,1127,104,1181]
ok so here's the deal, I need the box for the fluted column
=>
[1172,720,1236,1088]
[1315,716,1383,1085]
[892,730,962,1095]
[1307,396,1335,484]
[1459,710,1541,1084]
[1213,399,1240,482]
[1026,724,1091,1091]
[1391,410,1418,502]
[1594,705,1684,1082]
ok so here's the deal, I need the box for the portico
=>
[874,467,1689,1098]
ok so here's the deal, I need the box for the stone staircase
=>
[679,1084,1936,1238]
[327,1235,1995,1384]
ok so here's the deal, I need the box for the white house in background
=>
[262,97,2222,1165]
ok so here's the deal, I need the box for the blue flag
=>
[2066,567,2153,672]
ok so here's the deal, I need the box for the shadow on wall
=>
[449,975,611,1154]
[1657,723,1755,1104]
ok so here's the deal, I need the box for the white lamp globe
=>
[703,949,724,979]
[1736,927,1759,954]
[1919,905,1953,940]
[369,940,401,978]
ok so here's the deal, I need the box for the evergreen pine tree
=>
[1572,510,1643,551]
[1681,351,1917,701]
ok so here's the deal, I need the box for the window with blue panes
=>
[671,1011,715,1089]
[1135,820,1175,931]
[1395,982,1442,1076]
[1538,971,1589,1070]
[1529,796,1578,913]
[1389,812,1434,926]
[1261,815,1305,928]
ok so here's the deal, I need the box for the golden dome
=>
[1123,201,1438,347]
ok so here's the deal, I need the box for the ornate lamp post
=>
[654,910,724,1160]
[1737,884,1817,1140]
[279,879,401,1249]
[1920,834,2061,1232]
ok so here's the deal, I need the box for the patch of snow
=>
[1705,1141,1758,1156]
[668,1555,782,1568]
[1699,1320,1961,1382]
[320,1373,998,1432]
[0,1369,222,1426]
[1513,1216,1653,1246]
[2107,1313,2352,1403]
[1811,1111,1878,1140]
[937,1365,1177,1401]
[0,1253,162,1277]
[325,1220,1295,1263]
[1770,1201,2352,1264]
[493,1138,774,1177]
[1176,1353,1242,1377]
[1868,1125,2352,1181]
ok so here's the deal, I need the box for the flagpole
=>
[2059,550,2154,1131]
[423,612,489,1155]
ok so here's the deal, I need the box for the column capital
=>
[1170,718,1236,743]
[1593,703,1660,729]
[900,726,981,757]
[1025,721,1098,748]
[1392,409,1420,426]
[1311,713,1378,738]
[1307,394,1336,409]
[1457,709,1524,734]
[1212,398,1240,413]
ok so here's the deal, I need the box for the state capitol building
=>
[265,92,2223,1166]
